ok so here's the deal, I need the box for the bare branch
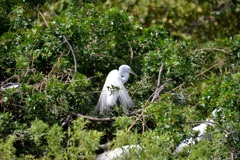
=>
[170,82,185,92]
[61,109,143,125]
[194,48,231,55]
[194,61,224,78]
[151,83,167,102]
[131,76,146,98]
[151,64,165,102]
[63,36,77,72]
[169,60,224,93]
[1,75,20,86]
[128,42,134,64]
[72,113,116,122]
[157,64,164,88]
[36,7,49,27]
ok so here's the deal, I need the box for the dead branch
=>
[131,76,146,98]
[1,75,20,86]
[168,60,225,93]
[151,64,165,102]
[128,42,134,65]
[63,36,77,72]
[61,109,143,125]
[194,61,224,78]
[194,48,231,55]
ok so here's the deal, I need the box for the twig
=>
[63,36,77,72]
[61,109,143,125]
[47,50,69,79]
[157,64,164,88]
[128,42,134,64]
[194,61,224,78]
[23,42,37,77]
[1,75,20,86]
[36,7,49,27]
[170,82,185,92]
[151,64,165,102]
[168,60,224,93]
[127,116,141,132]
[71,113,116,122]
[154,84,167,101]
[131,76,146,98]
[194,48,231,55]
[126,109,143,116]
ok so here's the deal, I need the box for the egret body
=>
[95,65,135,114]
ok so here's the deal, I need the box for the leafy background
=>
[0,0,239,159]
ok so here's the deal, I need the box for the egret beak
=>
[130,69,138,77]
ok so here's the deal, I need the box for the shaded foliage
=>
[99,0,240,42]
[0,0,239,159]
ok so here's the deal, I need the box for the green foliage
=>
[99,0,240,42]
[0,135,16,159]
[1,118,102,159]
[29,119,49,146]
[67,118,103,159]
[0,0,239,159]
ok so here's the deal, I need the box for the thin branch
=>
[47,49,68,79]
[194,48,231,55]
[63,36,77,72]
[71,113,116,122]
[61,109,143,125]
[131,76,146,98]
[194,61,224,78]
[153,84,167,102]
[151,64,165,102]
[169,60,224,93]
[127,117,141,132]
[1,75,20,86]
[170,82,185,92]
[36,7,49,27]
[126,109,143,116]
[157,64,164,88]
[128,42,134,65]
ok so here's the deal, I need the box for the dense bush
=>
[0,0,239,159]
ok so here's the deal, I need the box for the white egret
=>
[174,108,222,154]
[96,145,141,160]
[95,65,136,114]
[1,83,21,91]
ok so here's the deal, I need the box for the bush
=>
[0,1,239,159]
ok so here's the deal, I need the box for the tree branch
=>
[169,60,225,93]
[194,48,231,55]
[63,36,77,72]
[194,61,224,78]
[61,109,143,125]
[128,42,134,65]
[151,64,165,102]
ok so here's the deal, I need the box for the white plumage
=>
[174,108,222,154]
[96,145,141,160]
[95,65,135,114]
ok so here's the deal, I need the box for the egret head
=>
[119,65,137,76]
